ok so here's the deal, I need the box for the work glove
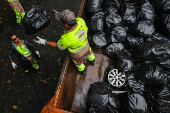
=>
[11,62,17,69]
[35,51,40,58]
[34,36,46,46]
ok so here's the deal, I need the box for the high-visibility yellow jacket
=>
[16,44,31,57]
[57,17,88,54]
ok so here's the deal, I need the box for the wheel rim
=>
[108,69,126,87]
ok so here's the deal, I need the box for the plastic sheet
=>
[103,0,121,14]
[114,50,133,72]
[89,31,107,50]
[130,20,155,37]
[105,13,122,28]
[86,0,103,13]
[136,2,156,21]
[90,12,105,32]
[154,14,170,37]
[104,43,124,58]
[108,26,126,43]
[120,2,136,25]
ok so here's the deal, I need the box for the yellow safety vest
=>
[57,17,88,54]
[17,44,31,57]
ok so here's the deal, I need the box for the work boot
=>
[90,59,95,66]
[80,69,86,75]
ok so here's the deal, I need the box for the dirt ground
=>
[0,0,82,112]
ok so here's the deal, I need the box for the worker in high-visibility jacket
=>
[8,34,40,74]
[33,9,95,75]
[7,0,25,24]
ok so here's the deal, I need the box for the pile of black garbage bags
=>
[86,0,170,112]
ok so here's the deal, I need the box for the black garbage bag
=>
[103,0,121,14]
[136,2,156,21]
[123,33,145,52]
[150,0,170,14]
[154,14,170,37]
[87,82,127,113]
[105,13,122,28]
[105,28,113,43]
[24,5,51,35]
[155,86,170,113]
[126,72,145,96]
[146,32,170,42]
[108,26,126,43]
[107,91,128,113]
[134,63,170,86]
[156,86,170,113]
[134,41,170,69]
[114,50,133,72]
[121,0,149,3]
[147,86,170,113]
[88,31,107,50]
[86,0,103,13]
[105,27,127,44]
[130,20,155,37]
[128,93,149,113]
[104,43,125,58]
[106,62,115,76]
[87,82,111,113]
[90,12,105,32]
[120,2,136,26]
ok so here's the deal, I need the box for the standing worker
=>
[8,34,40,74]
[7,0,25,25]
[33,9,95,75]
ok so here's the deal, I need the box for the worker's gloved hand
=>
[35,51,40,58]
[11,62,17,69]
[34,36,46,46]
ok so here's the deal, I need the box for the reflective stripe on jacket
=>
[7,0,18,2]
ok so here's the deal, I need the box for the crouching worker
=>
[7,0,25,25]
[8,34,40,74]
[33,9,95,75]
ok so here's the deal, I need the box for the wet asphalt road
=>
[0,0,82,112]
